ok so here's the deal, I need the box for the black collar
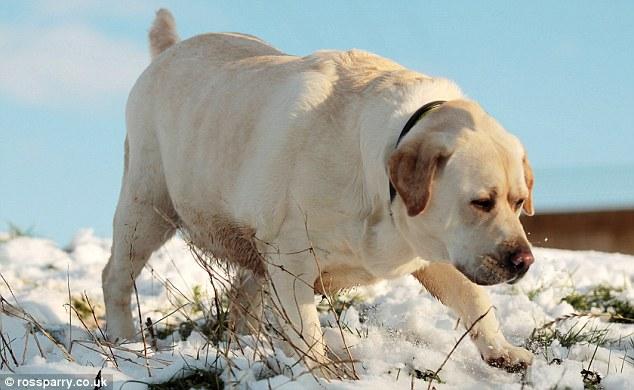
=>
[389,100,447,202]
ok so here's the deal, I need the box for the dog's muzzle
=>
[456,248,535,286]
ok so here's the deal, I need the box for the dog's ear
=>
[522,155,535,216]
[388,133,452,216]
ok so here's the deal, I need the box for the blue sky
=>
[1,1,633,244]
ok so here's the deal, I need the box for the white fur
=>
[102,10,534,373]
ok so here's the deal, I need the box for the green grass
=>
[526,321,610,353]
[562,284,634,323]
[190,284,206,315]
[525,320,611,390]
[524,283,634,389]
[71,295,95,324]
[526,282,549,301]
[316,290,365,317]
[152,287,230,344]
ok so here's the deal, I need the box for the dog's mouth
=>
[455,255,525,286]
[506,267,529,285]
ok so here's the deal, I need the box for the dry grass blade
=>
[131,270,152,377]
[67,266,72,352]
[426,306,494,390]
[82,292,119,368]
[66,301,117,366]
[156,208,345,382]
[0,296,75,362]
[0,329,19,368]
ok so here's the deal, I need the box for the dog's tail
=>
[149,9,180,59]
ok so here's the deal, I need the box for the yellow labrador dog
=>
[103,9,535,373]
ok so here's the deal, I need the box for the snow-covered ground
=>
[1,229,633,389]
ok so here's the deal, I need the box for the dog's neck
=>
[358,77,464,209]
[354,79,463,270]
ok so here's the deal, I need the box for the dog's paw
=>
[479,341,533,373]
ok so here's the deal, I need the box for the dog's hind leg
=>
[228,268,265,335]
[102,136,177,341]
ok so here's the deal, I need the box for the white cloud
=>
[0,23,148,106]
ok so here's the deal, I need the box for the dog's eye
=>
[471,198,495,212]
[515,199,525,211]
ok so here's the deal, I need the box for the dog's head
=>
[388,99,535,285]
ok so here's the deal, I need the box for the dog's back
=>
[129,17,370,241]
[149,8,283,61]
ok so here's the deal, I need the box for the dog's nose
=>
[507,250,534,273]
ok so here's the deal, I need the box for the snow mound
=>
[1,231,633,389]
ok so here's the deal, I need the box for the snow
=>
[1,229,633,389]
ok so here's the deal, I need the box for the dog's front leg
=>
[412,263,532,371]
[267,254,332,377]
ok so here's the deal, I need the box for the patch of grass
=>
[525,326,558,355]
[191,284,206,314]
[178,321,195,340]
[71,295,94,324]
[413,367,444,384]
[525,320,610,358]
[526,318,612,390]
[152,279,232,343]
[316,290,365,316]
[154,322,178,340]
[527,282,548,301]
[559,323,610,348]
[148,367,223,389]
[198,313,230,344]
[150,310,229,344]
[581,368,603,390]
[562,284,634,324]
[151,318,221,343]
